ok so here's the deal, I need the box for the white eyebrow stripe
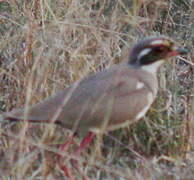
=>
[150,40,164,45]
[137,48,152,60]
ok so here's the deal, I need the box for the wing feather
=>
[3,63,156,133]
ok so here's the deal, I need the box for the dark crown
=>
[129,36,187,67]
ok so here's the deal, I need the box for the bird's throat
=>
[141,60,164,75]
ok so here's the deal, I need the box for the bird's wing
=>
[3,64,156,133]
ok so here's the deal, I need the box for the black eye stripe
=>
[154,47,165,52]
[153,46,171,52]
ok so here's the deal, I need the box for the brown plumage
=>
[2,36,188,136]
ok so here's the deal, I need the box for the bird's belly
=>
[89,119,134,134]
[88,93,154,134]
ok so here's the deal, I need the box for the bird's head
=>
[129,36,188,70]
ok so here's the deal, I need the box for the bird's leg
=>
[57,132,95,178]
[59,133,76,152]
[70,131,95,170]
[74,131,95,156]
[57,133,76,178]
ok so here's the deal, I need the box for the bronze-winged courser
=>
[1,36,188,154]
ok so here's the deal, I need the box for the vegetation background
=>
[0,0,193,179]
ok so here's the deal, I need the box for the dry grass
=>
[0,0,193,179]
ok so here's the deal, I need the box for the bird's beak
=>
[169,46,189,56]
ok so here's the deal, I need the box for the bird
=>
[1,36,188,156]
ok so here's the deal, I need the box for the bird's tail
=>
[1,114,63,126]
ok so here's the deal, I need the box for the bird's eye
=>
[154,46,166,53]
[156,47,163,51]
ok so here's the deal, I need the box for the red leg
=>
[57,132,95,178]
[71,132,95,179]
[74,131,95,156]
[59,164,76,180]
[57,133,76,163]
[59,133,76,151]
[57,133,76,178]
